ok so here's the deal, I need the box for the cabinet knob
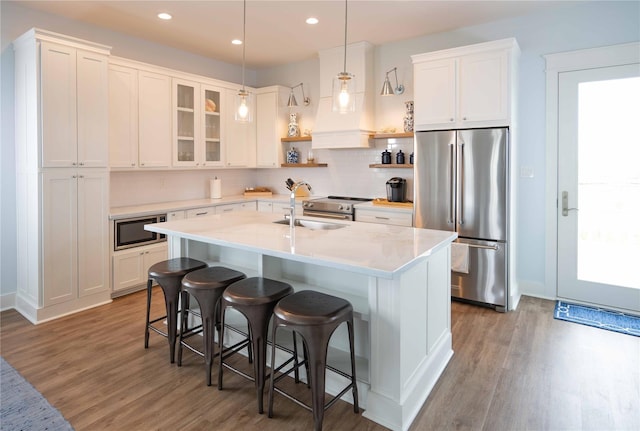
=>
[140,163,145,166]
[449,118,454,122]
[79,162,85,166]
[131,163,135,167]
[462,117,467,121]
[72,162,77,166]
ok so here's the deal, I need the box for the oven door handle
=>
[303,211,352,220]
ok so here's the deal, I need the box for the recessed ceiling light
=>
[157,12,172,20]
[306,17,319,25]
[232,39,243,45]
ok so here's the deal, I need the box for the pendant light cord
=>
[342,0,348,74]
[241,0,246,91]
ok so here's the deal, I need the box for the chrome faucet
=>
[289,180,312,228]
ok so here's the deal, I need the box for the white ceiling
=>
[14,0,578,68]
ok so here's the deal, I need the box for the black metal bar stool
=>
[178,266,247,386]
[144,257,207,363]
[218,277,294,414]
[267,290,359,431]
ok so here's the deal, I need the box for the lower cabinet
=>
[186,206,216,218]
[216,202,256,213]
[355,208,413,227]
[112,242,168,295]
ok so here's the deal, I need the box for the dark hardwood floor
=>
[1,292,638,430]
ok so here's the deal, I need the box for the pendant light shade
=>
[235,0,252,122]
[332,0,356,113]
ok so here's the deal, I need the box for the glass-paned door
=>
[203,87,222,165]
[557,63,640,313]
[175,82,196,164]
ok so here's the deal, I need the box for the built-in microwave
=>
[114,214,167,251]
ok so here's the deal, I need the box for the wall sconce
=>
[380,67,404,96]
[287,83,310,107]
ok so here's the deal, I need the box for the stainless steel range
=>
[302,196,372,221]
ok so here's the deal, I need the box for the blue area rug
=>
[0,357,74,430]
[554,300,640,337]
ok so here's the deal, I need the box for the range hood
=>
[313,41,375,149]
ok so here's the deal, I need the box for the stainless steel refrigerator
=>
[414,128,509,311]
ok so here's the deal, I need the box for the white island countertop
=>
[145,211,456,279]
[146,211,456,431]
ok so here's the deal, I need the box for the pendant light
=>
[332,0,356,113]
[235,0,253,122]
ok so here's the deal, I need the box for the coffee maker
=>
[386,177,407,202]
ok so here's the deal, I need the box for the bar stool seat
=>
[178,266,246,386]
[267,290,359,431]
[218,277,294,414]
[144,257,207,363]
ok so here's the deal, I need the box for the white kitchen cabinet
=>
[40,41,109,168]
[255,86,289,168]
[167,210,185,220]
[355,208,413,227]
[224,88,256,167]
[109,64,138,168]
[257,201,273,212]
[42,170,110,305]
[138,70,172,167]
[412,38,519,131]
[186,206,217,218]
[216,202,256,214]
[112,242,167,293]
[172,79,224,168]
[108,62,172,168]
[13,29,112,323]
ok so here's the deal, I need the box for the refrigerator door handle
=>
[457,140,464,225]
[467,243,499,250]
[448,141,455,224]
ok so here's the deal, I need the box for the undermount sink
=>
[272,218,346,230]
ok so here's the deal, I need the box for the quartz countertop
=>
[109,194,305,219]
[145,211,456,278]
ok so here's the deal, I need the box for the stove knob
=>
[306,202,313,208]
[338,204,344,211]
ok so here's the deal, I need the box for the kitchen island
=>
[146,212,456,431]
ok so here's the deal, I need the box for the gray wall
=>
[2,1,639,303]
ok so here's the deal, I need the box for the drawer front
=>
[356,210,413,227]
[186,206,216,218]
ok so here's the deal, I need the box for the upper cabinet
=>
[255,86,289,168]
[412,38,519,131]
[108,62,172,168]
[172,79,225,168]
[224,88,256,168]
[39,41,109,167]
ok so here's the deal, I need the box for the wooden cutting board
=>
[243,187,272,197]
[372,198,413,208]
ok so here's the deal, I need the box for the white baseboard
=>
[0,292,16,311]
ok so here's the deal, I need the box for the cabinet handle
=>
[195,212,207,216]
[78,175,84,178]
[449,118,454,122]
[140,163,145,166]
[139,252,144,255]
[131,163,135,167]
[375,216,390,220]
[79,162,85,166]
[462,117,468,121]
[222,208,233,212]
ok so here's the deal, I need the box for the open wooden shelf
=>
[281,163,328,168]
[369,164,413,168]
[369,132,414,139]
[281,136,312,142]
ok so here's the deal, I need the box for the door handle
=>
[561,191,578,216]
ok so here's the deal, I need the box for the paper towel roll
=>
[210,178,222,199]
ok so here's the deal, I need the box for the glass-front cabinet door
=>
[173,79,198,166]
[172,79,224,167]
[202,85,223,166]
